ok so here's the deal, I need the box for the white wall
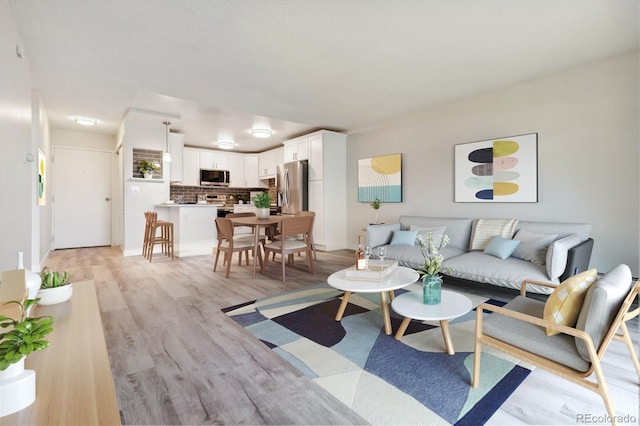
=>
[0,0,36,271]
[347,51,639,276]
[33,95,52,270]
[122,112,171,256]
[50,128,117,151]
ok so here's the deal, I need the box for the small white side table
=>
[391,290,472,354]
[327,266,419,335]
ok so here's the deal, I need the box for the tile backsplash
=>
[170,178,277,204]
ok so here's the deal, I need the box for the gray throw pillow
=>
[512,229,557,265]
[575,264,632,362]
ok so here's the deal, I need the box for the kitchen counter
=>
[157,202,223,207]
[155,204,218,257]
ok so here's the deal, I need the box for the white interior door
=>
[53,147,112,249]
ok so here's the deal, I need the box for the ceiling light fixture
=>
[73,116,97,126]
[251,128,272,138]
[163,121,171,162]
[216,140,235,150]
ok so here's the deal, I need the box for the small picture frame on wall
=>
[358,153,402,202]
[454,133,538,203]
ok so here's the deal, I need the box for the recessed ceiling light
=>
[73,116,97,126]
[251,128,272,138]
[216,141,235,150]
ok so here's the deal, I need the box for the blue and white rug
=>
[223,282,531,425]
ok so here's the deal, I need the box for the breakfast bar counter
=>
[155,204,218,257]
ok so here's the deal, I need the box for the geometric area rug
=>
[223,282,532,425]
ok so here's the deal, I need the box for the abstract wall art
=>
[358,153,402,202]
[454,133,538,203]
[38,149,46,206]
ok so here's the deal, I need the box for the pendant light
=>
[163,121,171,162]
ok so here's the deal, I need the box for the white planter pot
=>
[0,358,36,417]
[143,171,154,179]
[256,208,270,219]
[37,284,73,305]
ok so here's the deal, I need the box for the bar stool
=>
[143,211,175,261]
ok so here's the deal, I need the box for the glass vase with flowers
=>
[415,232,450,305]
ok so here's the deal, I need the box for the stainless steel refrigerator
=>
[279,160,308,214]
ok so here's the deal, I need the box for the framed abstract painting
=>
[358,153,402,202]
[454,133,538,203]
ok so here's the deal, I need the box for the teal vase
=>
[422,274,442,305]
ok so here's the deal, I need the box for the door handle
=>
[105,197,111,201]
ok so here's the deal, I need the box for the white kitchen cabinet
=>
[258,147,283,178]
[283,137,309,163]
[228,153,245,188]
[244,154,265,188]
[182,148,200,186]
[305,130,347,250]
[200,151,229,170]
[168,133,184,182]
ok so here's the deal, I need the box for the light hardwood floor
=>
[44,247,639,425]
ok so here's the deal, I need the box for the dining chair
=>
[271,211,317,260]
[262,215,314,282]
[214,217,263,278]
[473,264,639,425]
[225,212,267,266]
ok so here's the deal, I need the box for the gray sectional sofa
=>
[366,216,594,294]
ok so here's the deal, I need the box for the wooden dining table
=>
[229,215,285,277]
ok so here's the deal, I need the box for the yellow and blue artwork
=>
[38,149,46,206]
[455,133,538,203]
[358,153,402,202]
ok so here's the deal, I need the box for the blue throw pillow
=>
[484,236,521,259]
[390,230,419,246]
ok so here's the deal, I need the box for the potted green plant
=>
[0,298,53,416]
[253,192,272,219]
[370,197,381,224]
[38,267,72,305]
[138,160,158,179]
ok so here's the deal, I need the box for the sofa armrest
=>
[366,223,401,248]
[559,238,594,282]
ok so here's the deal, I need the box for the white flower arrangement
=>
[415,232,450,277]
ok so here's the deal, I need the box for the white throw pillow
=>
[512,229,557,265]
[546,234,582,280]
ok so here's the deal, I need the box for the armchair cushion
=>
[543,269,597,336]
[483,296,591,372]
[575,264,632,361]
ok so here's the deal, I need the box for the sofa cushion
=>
[390,229,419,246]
[443,251,557,294]
[399,217,472,251]
[546,233,582,280]
[366,223,401,248]
[409,225,446,246]
[516,221,591,242]
[483,236,521,260]
[469,218,519,250]
[543,269,597,336]
[483,296,591,372]
[575,264,632,361]
[512,229,557,265]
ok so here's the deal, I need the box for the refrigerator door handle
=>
[283,168,289,206]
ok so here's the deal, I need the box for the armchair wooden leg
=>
[616,321,640,377]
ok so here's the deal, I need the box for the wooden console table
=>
[0,281,120,425]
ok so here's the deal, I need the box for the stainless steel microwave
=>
[200,169,230,186]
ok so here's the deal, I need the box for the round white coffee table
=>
[391,290,472,354]
[328,266,419,335]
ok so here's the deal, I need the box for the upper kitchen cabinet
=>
[169,132,184,182]
[244,155,266,188]
[308,130,346,182]
[182,147,200,186]
[258,147,283,179]
[228,153,245,188]
[283,137,309,163]
[200,151,228,170]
